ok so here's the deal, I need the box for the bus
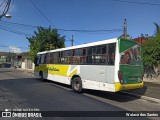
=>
[34,38,144,92]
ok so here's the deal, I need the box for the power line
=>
[73,40,81,45]
[0,26,32,36]
[30,0,55,27]
[9,0,15,12]
[62,27,122,33]
[29,0,123,44]
[1,20,123,33]
[0,20,123,46]
[0,0,6,7]
[29,0,72,41]
[0,0,6,13]
[0,0,11,19]
[1,20,41,28]
[58,28,123,33]
[0,21,38,32]
[113,0,160,6]
[0,20,122,47]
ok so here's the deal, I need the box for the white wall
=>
[32,63,35,70]
[21,62,25,69]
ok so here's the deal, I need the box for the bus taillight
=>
[118,71,123,84]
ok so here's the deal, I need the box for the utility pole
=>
[71,35,74,46]
[123,18,127,38]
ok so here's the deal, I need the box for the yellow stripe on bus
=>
[34,64,78,77]
[115,82,144,92]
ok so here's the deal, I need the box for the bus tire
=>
[39,71,44,81]
[72,77,83,93]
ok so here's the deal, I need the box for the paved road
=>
[0,68,159,120]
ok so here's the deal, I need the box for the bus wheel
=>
[72,77,82,93]
[40,72,44,81]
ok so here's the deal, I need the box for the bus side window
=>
[60,51,65,63]
[81,49,86,64]
[95,45,107,64]
[40,54,46,64]
[53,52,59,64]
[95,46,101,64]
[101,45,107,64]
[58,52,61,64]
[60,50,71,64]
[108,43,116,65]
[45,53,51,64]
[90,45,107,65]
[86,47,95,64]
[34,55,40,66]
[50,53,54,64]
[65,50,71,64]
[72,49,86,64]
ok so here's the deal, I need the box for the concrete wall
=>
[21,62,25,69]
[32,63,35,70]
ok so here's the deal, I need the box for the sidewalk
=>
[122,78,160,103]
[15,68,34,76]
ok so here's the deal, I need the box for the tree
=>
[27,27,65,61]
[154,22,160,38]
[142,23,160,77]
[6,53,16,62]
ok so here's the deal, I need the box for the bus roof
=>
[37,38,117,54]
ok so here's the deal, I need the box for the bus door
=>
[99,43,116,90]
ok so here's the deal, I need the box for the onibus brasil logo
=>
[2,109,11,117]
[1,109,42,118]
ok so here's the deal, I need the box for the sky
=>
[0,0,160,53]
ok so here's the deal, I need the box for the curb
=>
[120,91,160,103]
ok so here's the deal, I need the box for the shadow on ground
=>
[0,76,148,103]
[43,79,146,103]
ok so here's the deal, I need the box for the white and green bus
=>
[34,38,144,92]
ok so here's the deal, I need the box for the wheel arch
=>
[71,74,81,85]
[71,74,83,93]
[39,70,43,76]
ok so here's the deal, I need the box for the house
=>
[133,36,148,45]
[0,52,17,68]
[13,52,35,70]
[0,52,7,63]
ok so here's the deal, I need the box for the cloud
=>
[9,46,22,53]
[0,49,4,52]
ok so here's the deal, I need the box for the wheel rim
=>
[41,74,43,80]
[74,81,80,91]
